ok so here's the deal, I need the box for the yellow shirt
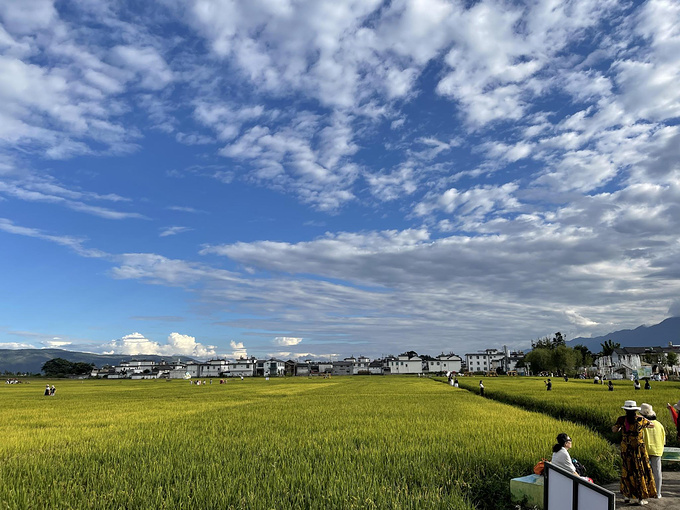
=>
[642,419,666,457]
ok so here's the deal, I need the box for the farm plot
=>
[1,377,617,509]
[453,376,680,445]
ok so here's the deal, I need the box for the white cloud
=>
[42,339,72,348]
[0,342,36,349]
[229,340,247,358]
[160,226,191,237]
[110,45,173,90]
[274,337,303,346]
[167,332,216,358]
[104,332,216,358]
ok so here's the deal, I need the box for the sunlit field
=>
[1,377,618,510]
[453,375,680,446]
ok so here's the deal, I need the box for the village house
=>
[425,354,462,374]
[385,355,422,374]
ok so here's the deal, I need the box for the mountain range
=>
[0,348,196,375]
[567,316,680,352]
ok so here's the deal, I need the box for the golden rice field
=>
[453,376,680,446]
[1,376,619,510]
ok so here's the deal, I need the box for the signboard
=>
[633,366,652,379]
[544,461,614,510]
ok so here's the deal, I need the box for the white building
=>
[465,349,505,374]
[385,355,422,374]
[229,358,255,377]
[346,356,371,375]
[426,354,462,374]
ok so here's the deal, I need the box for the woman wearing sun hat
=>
[612,400,656,505]
[639,403,665,498]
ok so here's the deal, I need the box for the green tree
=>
[42,358,74,377]
[525,348,552,373]
[41,358,94,377]
[667,351,679,368]
[572,344,594,369]
[600,339,620,356]
[551,345,579,374]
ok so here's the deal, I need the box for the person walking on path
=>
[668,400,680,442]
[612,400,657,505]
[640,403,666,498]
[479,380,484,397]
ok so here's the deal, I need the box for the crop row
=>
[452,376,680,446]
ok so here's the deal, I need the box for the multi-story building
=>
[426,354,462,374]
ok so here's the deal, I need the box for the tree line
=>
[41,358,95,377]
[523,333,679,375]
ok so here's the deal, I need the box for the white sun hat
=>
[621,400,641,411]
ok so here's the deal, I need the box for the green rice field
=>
[1,376,629,509]
[453,375,680,446]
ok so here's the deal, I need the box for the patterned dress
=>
[614,415,657,500]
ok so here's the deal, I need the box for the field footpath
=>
[603,469,679,507]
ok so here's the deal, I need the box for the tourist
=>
[551,433,577,475]
[667,400,680,442]
[634,379,641,390]
[612,400,657,504]
[608,380,614,391]
[639,403,665,498]
[479,380,484,397]
[545,378,552,391]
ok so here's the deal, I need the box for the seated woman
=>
[551,433,577,475]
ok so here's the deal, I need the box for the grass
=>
[452,375,680,446]
[1,377,619,509]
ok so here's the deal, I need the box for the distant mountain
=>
[567,316,680,353]
[0,348,198,375]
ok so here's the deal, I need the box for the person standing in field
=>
[644,379,651,390]
[612,400,657,505]
[634,379,641,390]
[50,385,56,396]
[453,377,459,388]
[667,401,680,442]
[479,380,484,396]
[44,384,50,396]
[608,381,614,391]
[545,378,552,391]
[639,403,665,498]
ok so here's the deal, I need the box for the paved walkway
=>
[603,469,680,508]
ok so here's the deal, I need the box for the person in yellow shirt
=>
[640,403,666,498]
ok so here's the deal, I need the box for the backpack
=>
[533,459,546,475]
[572,459,586,477]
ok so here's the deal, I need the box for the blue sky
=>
[1,0,680,360]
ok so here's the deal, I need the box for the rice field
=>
[1,377,618,510]
[453,375,680,446]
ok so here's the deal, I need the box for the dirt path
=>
[603,469,680,507]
